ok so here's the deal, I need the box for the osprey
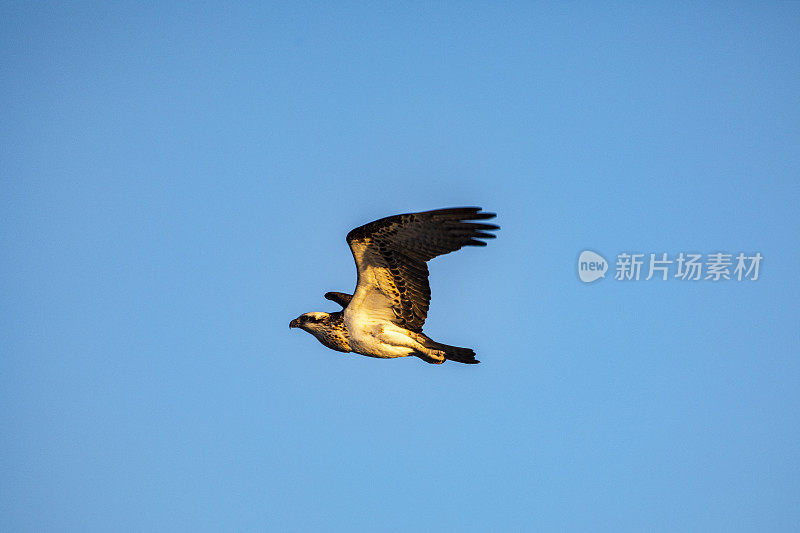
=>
[289,207,498,364]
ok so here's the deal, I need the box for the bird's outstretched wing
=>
[345,207,498,333]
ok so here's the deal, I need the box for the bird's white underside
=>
[345,245,426,358]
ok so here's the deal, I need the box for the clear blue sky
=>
[2,3,799,531]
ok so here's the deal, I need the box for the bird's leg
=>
[414,350,446,364]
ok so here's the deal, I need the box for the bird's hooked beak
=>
[289,318,300,329]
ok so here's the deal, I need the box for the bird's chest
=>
[344,313,382,353]
[344,312,405,358]
[317,329,351,353]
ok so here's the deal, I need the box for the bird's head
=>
[289,312,332,333]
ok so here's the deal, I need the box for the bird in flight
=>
[289,207,498,364]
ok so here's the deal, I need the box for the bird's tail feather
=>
[418,336,480,364]
[440,344,479,364]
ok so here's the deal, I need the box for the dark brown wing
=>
[345,207,498,333]
[324,291,352,308]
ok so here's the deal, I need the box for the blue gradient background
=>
[2,3,799,531]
